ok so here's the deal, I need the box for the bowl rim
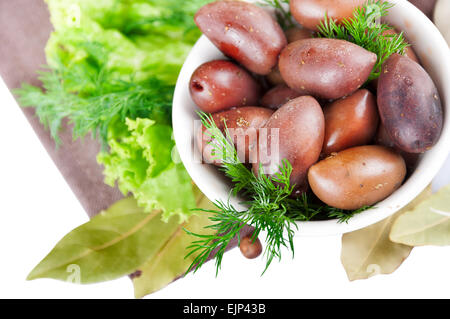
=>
[173,0,450,236]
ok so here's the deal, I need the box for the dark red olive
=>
[285,27,314,43]
[279,38,377,100]
[197,107,274,165]
[261,84,303,110]
[322,89,379,155]
[290,0,367,31]
[265,27,313,86]
[266,66,285,86]
[195,1,287,75]
[189,60,261,113]
[240,235,262,259]
[253,96,325,189]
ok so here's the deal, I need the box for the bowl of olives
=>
[173,0,450,236]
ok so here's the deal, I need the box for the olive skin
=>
[239,235,262,259]
[195,1,287,75]
[308,145,407,210]
[285,27,314,43]
[375,124,420,173]
[197,107,274,165]
[189,60,261,113]
[266,28,313,85]
[266,66,285,86]
[261,84,303,110]
[253,96,325,189]
[279,38,377,100]
[290,0,368,31]
[322,89,379,155]
[377,53,443,153]
[375,123,396,149]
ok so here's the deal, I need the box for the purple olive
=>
[195,1,287,75]
[261,84,303,110]
[377,53,443,153]
[279,38,377,100]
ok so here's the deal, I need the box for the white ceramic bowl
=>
[173,0,450,236]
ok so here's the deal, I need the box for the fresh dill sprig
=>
[326,205,373,224]
[259,0,294,30]
[317,0,409,81]
[185,112,298,275]
[15,43,173,147]
[185,112,369,275]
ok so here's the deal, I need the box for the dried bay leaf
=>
[132,186,216,298]
[132,211,215,298]
[390,184,450,246]
[341,186,432,281]
[28,182,220,297]
[27,197,181,283]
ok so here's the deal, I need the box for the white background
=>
[0,76,449,299]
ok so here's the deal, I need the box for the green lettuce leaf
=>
[17,0,213,222]
[44,0,211,85]
[97,117,196,222]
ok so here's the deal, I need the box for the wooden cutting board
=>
[0,0,123,218]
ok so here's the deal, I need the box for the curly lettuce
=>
[17,0,213,221]
[97,118,195,222]
[44,0,210,84]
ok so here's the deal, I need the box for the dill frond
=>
[317,0,409,80]
[15,45,173,147]
[185,112,370,275]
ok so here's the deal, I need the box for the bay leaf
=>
[132,186,216,298]
[390,184,450,246]
[341,186,432,281]
[27,197,181,283]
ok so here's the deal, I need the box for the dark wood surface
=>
[0,0,124,218]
